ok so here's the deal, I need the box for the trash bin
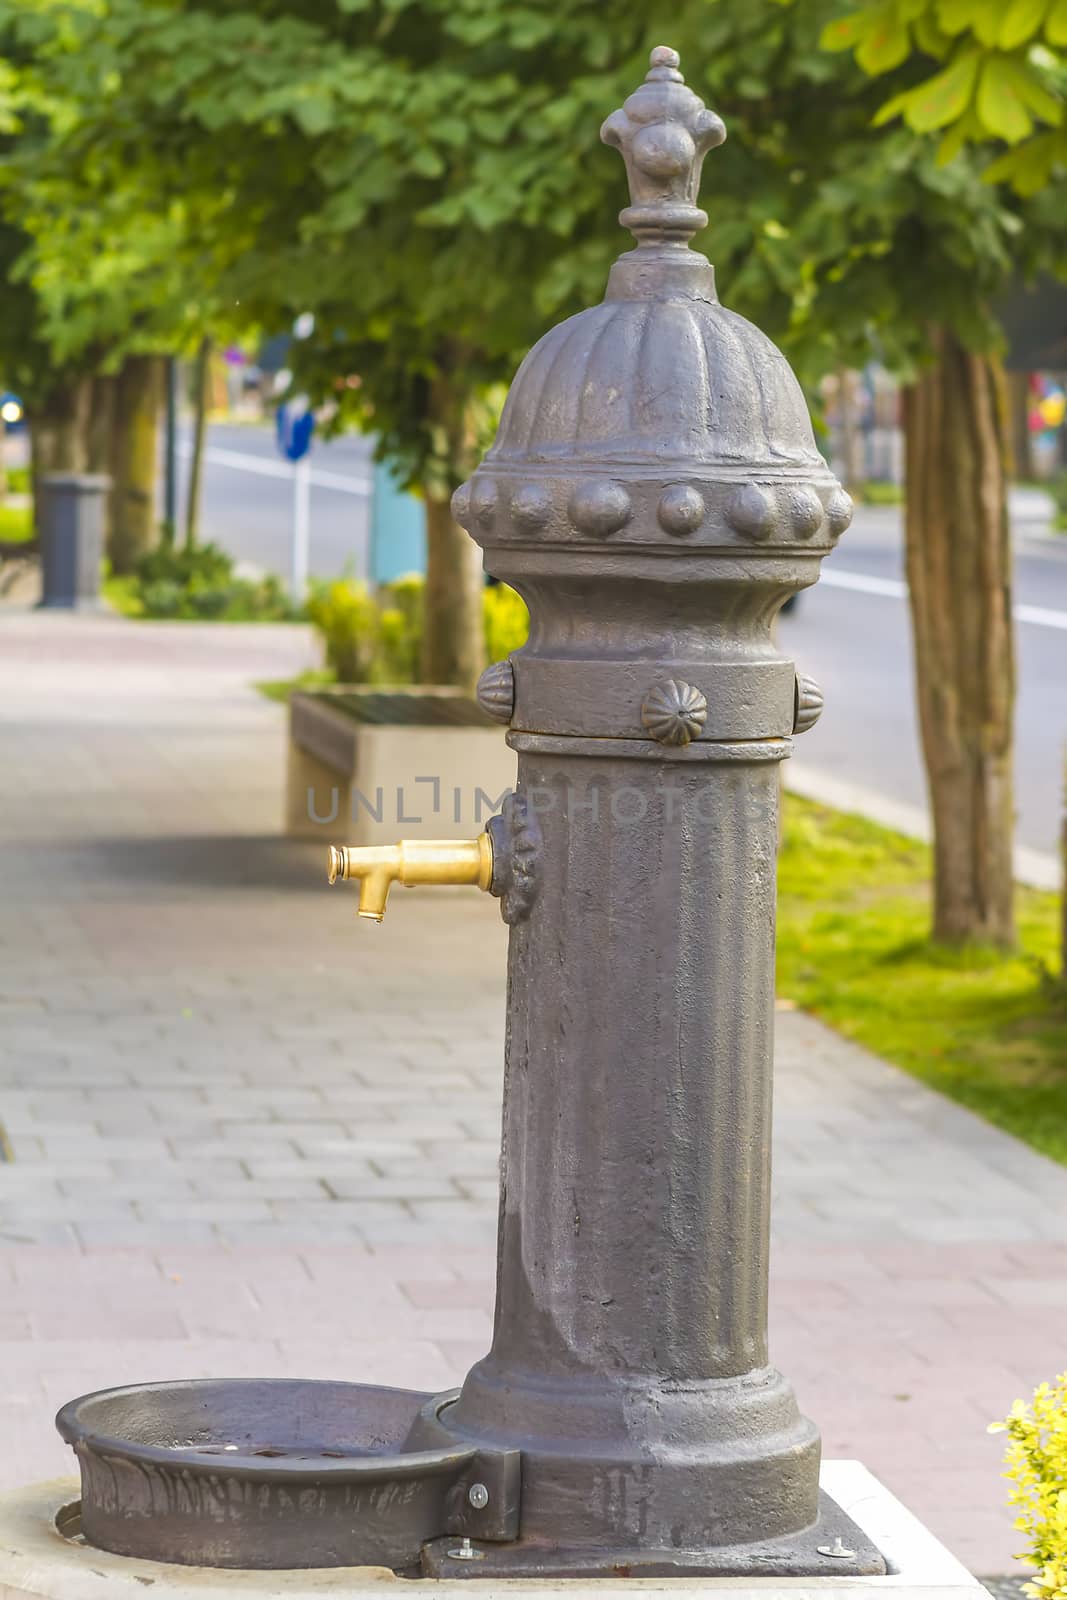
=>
[38,472,110,610]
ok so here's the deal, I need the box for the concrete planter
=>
[287,687,516,845]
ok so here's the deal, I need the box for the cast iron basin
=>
[56,1378,478,1569]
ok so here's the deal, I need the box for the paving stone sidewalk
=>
[2,611,1066,1576]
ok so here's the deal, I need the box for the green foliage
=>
[777,797,1067,1165]
[3,0,1060,488]
[255,668,335,704]
[859,478,905,503]
[990,1374,1067,1600]
[0,0,1062,499]
[1046,469,1067,527]
[307,573,529,685]
[306,576,385,683]
[0,500,31,541]
[376,573,425,683]
[0,1,250,427]
[484,582,531,664]
[107,542,297,621]
[819,0,1066,191]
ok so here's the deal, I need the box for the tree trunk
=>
[86,374,117,555]
[163,356,178,543]
[837,367,865,489]
[109,354,163,573]
[422,492,485,689]
[419,359,486,690]
[88,375,116,476]
[185,336,211,550]
[902,327,1016,948]
[29,377,94,540]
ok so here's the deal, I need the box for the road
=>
[781,508,1067,862]
[179,422,375,580]
[194,423,1067,860]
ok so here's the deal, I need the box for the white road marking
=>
[180,441,372,496]
[182,449,1067,629]
[820,567,1067,632]
[820,569,906,600]
[1015,602,1067,632]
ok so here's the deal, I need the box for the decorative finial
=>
[601,47,726,248]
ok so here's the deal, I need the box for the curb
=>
[786,764,1061,894]
[1013,527,1067,554]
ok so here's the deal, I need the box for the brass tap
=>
[327,835,494,923]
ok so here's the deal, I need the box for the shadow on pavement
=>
[0,834,330,896]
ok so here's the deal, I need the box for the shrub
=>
[1047,471,1067,531]
[860,480,904,506]
[484,581,529,661]
[304,573,427,684]
[991,1374,1067,1600]
[379,573,424,681]
[0,502,33,543]
[305,578,382,682]
[113,542,297,622]
[306,573,530,686]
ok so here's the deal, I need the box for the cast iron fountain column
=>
[409,46,859,1572]
[57,47,879,1580]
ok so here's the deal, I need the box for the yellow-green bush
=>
[991,1375,1067,1599]
[307,573,529,685]
[483,581,529,661]
[305,577,383,682]
[0,502,33,543]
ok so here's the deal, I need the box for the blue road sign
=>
[276,402,314,463]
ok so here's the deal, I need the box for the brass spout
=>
[327,835,494,923]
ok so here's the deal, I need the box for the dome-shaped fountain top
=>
[455,48,849,549]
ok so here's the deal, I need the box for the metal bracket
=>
[487,792,542,925]
[409,1389,521,1544]
[443,1448,522,1543]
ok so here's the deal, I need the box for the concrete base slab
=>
[0,1463,987,1600]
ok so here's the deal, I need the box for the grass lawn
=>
[256,669,335,703]
[778,797,1067,1166]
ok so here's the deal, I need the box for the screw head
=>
[817,1537,856,1560]
[447,1537,485,1562]
[467,1482,489,1510]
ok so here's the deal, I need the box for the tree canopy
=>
[1,0,1060,479]
[822,0,1066,191]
